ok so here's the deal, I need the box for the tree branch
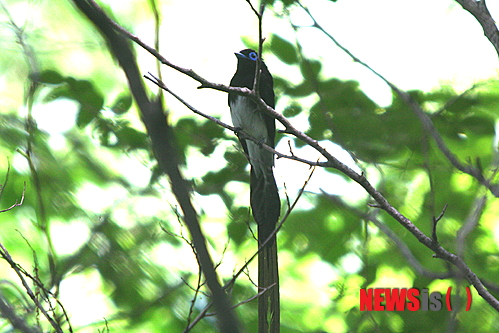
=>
[144,73,327,168]
[0,181,26,213]
[324,192,452,280]
[0,295,40,333]
[455,0,499,58]
[0,243,63,333]
[296,1,499,198]
[69,1,241,331]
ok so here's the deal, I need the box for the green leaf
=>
[111,93,133,115]
[43,84,73,103]
[76,102,102,128]
[68,79,104,128]
[262,0,277,5]
[271,34,298,65]
[285,81,314,97]
[39,69,64,84]
[115,126,149,150]
[282,102,302,117]
[300,59,322,81]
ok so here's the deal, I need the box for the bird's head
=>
[235,49,259,62]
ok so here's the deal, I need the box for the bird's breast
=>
[229,95,268,142]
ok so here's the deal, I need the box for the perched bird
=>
[229,49,280,332]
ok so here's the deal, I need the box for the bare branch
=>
[244,0,259,17]
[432,204,448,243]
[296,1,499,198]
[456,194,487,258]
[0,243,63,333]
[455,0,499,57]
[0,162,11,201]
[432,82,486,117]
[0,295,40,333]
[0,182,26,213]
[253,2,265,96]
[70,1,242,331]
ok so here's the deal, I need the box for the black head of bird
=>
[232,49,259,88]
[229,48,275,109]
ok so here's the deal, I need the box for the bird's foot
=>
[233,126,243,135]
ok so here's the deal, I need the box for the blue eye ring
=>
[249,51,258,60]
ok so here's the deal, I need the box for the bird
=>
[228,49,280,332]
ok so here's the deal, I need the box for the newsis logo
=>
[360,287,472,311]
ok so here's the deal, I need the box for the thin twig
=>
[0,182,26,213]
[0,162,11,201]
[244,0,259,17]
[431,204,448,243]
[184,166,315,332]
[456,195,487,259]
[0,243,63,333]
[205,283,276,318]
[432,82,485,117]
[253,2,265,96]
[148,0,162,83]
[160,213,210,328]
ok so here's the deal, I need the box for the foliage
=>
[1,0,499,332]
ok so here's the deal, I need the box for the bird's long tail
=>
[250,167,280,333]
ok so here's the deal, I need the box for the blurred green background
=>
[1,0,499,332]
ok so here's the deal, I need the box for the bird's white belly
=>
[230,95,273,173]
[230,95,267,141]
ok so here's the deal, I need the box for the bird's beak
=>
[234,52,246,60]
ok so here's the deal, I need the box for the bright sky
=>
[148,0,499,107]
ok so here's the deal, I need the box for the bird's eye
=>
[249,52,258,60]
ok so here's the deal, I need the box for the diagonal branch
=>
[69,1,241,332]
[0,295,40,333]
[455,0,499,57]
[0,181,26,213]
[296,1,499,197]
[0,243,63,333]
